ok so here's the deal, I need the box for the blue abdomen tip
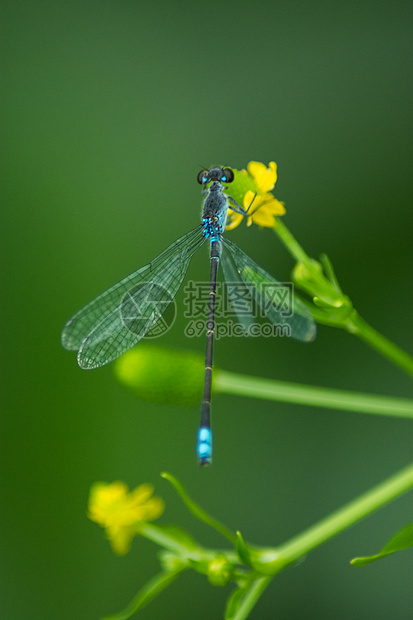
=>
[197,427,212,465]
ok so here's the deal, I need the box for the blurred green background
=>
[2,1,412,618]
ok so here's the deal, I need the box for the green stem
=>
[273,219,413,377]
[346,311,413,377]
[161,472,237,543]
[139,523,193,556]
[273,217,312,264]
[233,576,273,620]
[274,461,413,567]
[214,370,413,419]
[103,568,185,620]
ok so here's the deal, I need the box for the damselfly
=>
[61,167,316,465]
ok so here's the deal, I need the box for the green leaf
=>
[319,253,343,295]
[351,523,413,567]
[235,531,252,566]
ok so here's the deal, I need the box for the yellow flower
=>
[246,160,277,193]
[88,481,164,555]
[226,161,285,230]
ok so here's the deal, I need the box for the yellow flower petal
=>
[266,198,286,215]
[141,496,165,521]
[225,161,284,231]
[254,195,285,216]
[252,209,276,228]
[88,481,129,525]
[130,483,155,505]
[247,161,277,193]
[247,161,268,178]
[108,525,135,555]
[226,212,243,231]
[88,481,164,555]
[243,190,256,210]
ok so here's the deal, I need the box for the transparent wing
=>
[221,247,254,331]
[62,226,206,368]
[222,237,316,342]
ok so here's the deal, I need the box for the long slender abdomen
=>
[197,239,221,465]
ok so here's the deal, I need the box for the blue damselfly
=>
[62,167,316,465]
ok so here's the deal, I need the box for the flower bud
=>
[114,345,205,406]
[207,554,234,587]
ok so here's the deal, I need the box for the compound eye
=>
[222,168,234,183]
[197,169,209,184]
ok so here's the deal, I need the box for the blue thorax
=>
[201,181,228,242]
